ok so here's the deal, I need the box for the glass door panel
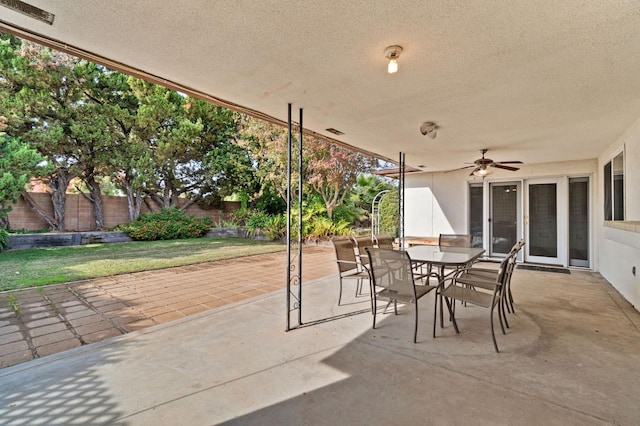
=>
[529,183,557,257]
[525,179,563,265]
[569,177,589,267]
[489,182,520,257]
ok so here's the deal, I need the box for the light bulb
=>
[474,167,493,177]
[388,58,398,74]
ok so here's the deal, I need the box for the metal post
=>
[286,103,292,331]
[286,104,303,330]
[297,108,303,326]
[398,152,405,249]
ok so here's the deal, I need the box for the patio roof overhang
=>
[1,1,639,170]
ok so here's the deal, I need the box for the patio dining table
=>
[406,245,485,278]
[406,245,486,327]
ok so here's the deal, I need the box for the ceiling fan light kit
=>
[446,148,523,176]
[473,167,493,177]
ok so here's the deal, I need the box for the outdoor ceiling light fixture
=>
[384,45,403,74]
[473,167,493,177]
[420,121,439,139]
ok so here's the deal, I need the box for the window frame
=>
[603,149,625,222]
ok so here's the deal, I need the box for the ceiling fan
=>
[452,149,523,177]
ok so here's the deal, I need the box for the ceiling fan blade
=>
[495,161,523,164]
[444,165,474,173]
[469,167,480,176]
[493,164,520,171]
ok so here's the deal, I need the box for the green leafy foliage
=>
[0,228,9,251]
[378,190,399,237]
[262,215,287,240]
[294,197,352,241]
[245,211,271,236]
[115,208,212,241]
[0,134,47,220]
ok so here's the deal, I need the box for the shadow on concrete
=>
[0,340,131,425]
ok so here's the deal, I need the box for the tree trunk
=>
[0,204,9,229]
[21,192,58,230]
[124,180,143,221]
[49,171,72,230]
[87,177,105,230]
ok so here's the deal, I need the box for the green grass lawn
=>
[0,238,286,291]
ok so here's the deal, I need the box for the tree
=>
[306,140,376,219]
[347,174,395,225]
[237,116,292,203]
[239,116,376,218]
[128,79,250,211]
[0,36,91,229]
[0,132,46,228]
[1,33,253,226]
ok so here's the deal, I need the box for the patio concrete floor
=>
[0,246,336,369]
[1,251,640,425]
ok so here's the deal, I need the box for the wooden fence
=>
[6,193,241,231]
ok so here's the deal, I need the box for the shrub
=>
[230,207,254,226]
[378,191,399,237]
[263,215,287,240]
[116,208,212,241]
[246,212,271,236]
[0,228,8,251]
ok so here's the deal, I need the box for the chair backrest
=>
[366,248,416,298]
[352,235,375,265]
[374,233,394,249]
[330,237,358,273]
[439,234,472,247]
[493,254,512,287]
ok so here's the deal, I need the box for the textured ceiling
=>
[1,1,639,171]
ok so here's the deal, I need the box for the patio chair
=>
[373,233,394,249]
[352,235,376,271]
[330,237,371,307]
[464,239,525,314]
[438,234,472,247]
[436,255,510,353]
[437,233,475,279]
[366,247,438,343]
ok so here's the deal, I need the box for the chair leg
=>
[338,277,343,306]
[507,285,515,313]
[433,293,438,338]
[499,294,510,330]
[369,280,375,315]
[413,300,419,343]
[444,297,460,334]
[490,304,500,353]
[372,294,377,329]
[497,299,506,335]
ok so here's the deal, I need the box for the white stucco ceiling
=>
[1,1,639,171]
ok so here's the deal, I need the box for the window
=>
[604,151,624,221]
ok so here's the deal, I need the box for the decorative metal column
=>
[398,152,405,249]
[286,104,303,331]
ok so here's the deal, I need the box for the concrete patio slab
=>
[0,246,335,369]
[0,265,639,425]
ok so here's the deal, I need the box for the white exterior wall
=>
[404,117,640,311]
[406,159,596,241]
[405,174,468,237]
[597,116,640,309]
